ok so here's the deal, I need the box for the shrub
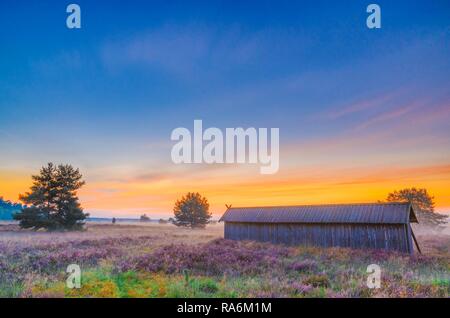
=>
[289,260,318,272]
[303,274,330,288]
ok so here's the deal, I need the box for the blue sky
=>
[1,1,449,216]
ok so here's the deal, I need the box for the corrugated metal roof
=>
[219,202,418,224]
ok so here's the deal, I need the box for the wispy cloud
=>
[325,91,399,120]
[101,25,209,75]
[99,24,270,78]
[353,103,418,131]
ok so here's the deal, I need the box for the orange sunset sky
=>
[1,144,450,218]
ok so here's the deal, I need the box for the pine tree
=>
[173,192,211,228]
[386,188,447,228]
[14,163,89,230]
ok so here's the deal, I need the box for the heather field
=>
[0,223,448,298]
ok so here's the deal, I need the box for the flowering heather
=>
[291,282,314,295]
[0,235,156,276]
[116,239,291,276]
[0,224,448,298]
[288,260,318,272]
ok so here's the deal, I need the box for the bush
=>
[303,274,330,288]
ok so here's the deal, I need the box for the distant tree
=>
[159,218,168,224]
[173,192,211,228]
[140,214,151,222]
[14,163,88,231]
[112,217,116,224]
[0,197,22,220]
[386,188,447,227]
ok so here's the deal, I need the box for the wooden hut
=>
[219,202,420,254]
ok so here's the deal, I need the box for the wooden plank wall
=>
[224,222,412,253]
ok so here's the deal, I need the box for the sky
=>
[0,0,449,218]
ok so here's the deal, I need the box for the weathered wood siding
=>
[224,222,413,253]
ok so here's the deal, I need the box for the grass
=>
[29,270,236,298]
[0,222,449,298]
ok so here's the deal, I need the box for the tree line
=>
[0,197,22,220]
[8,162,447,231]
